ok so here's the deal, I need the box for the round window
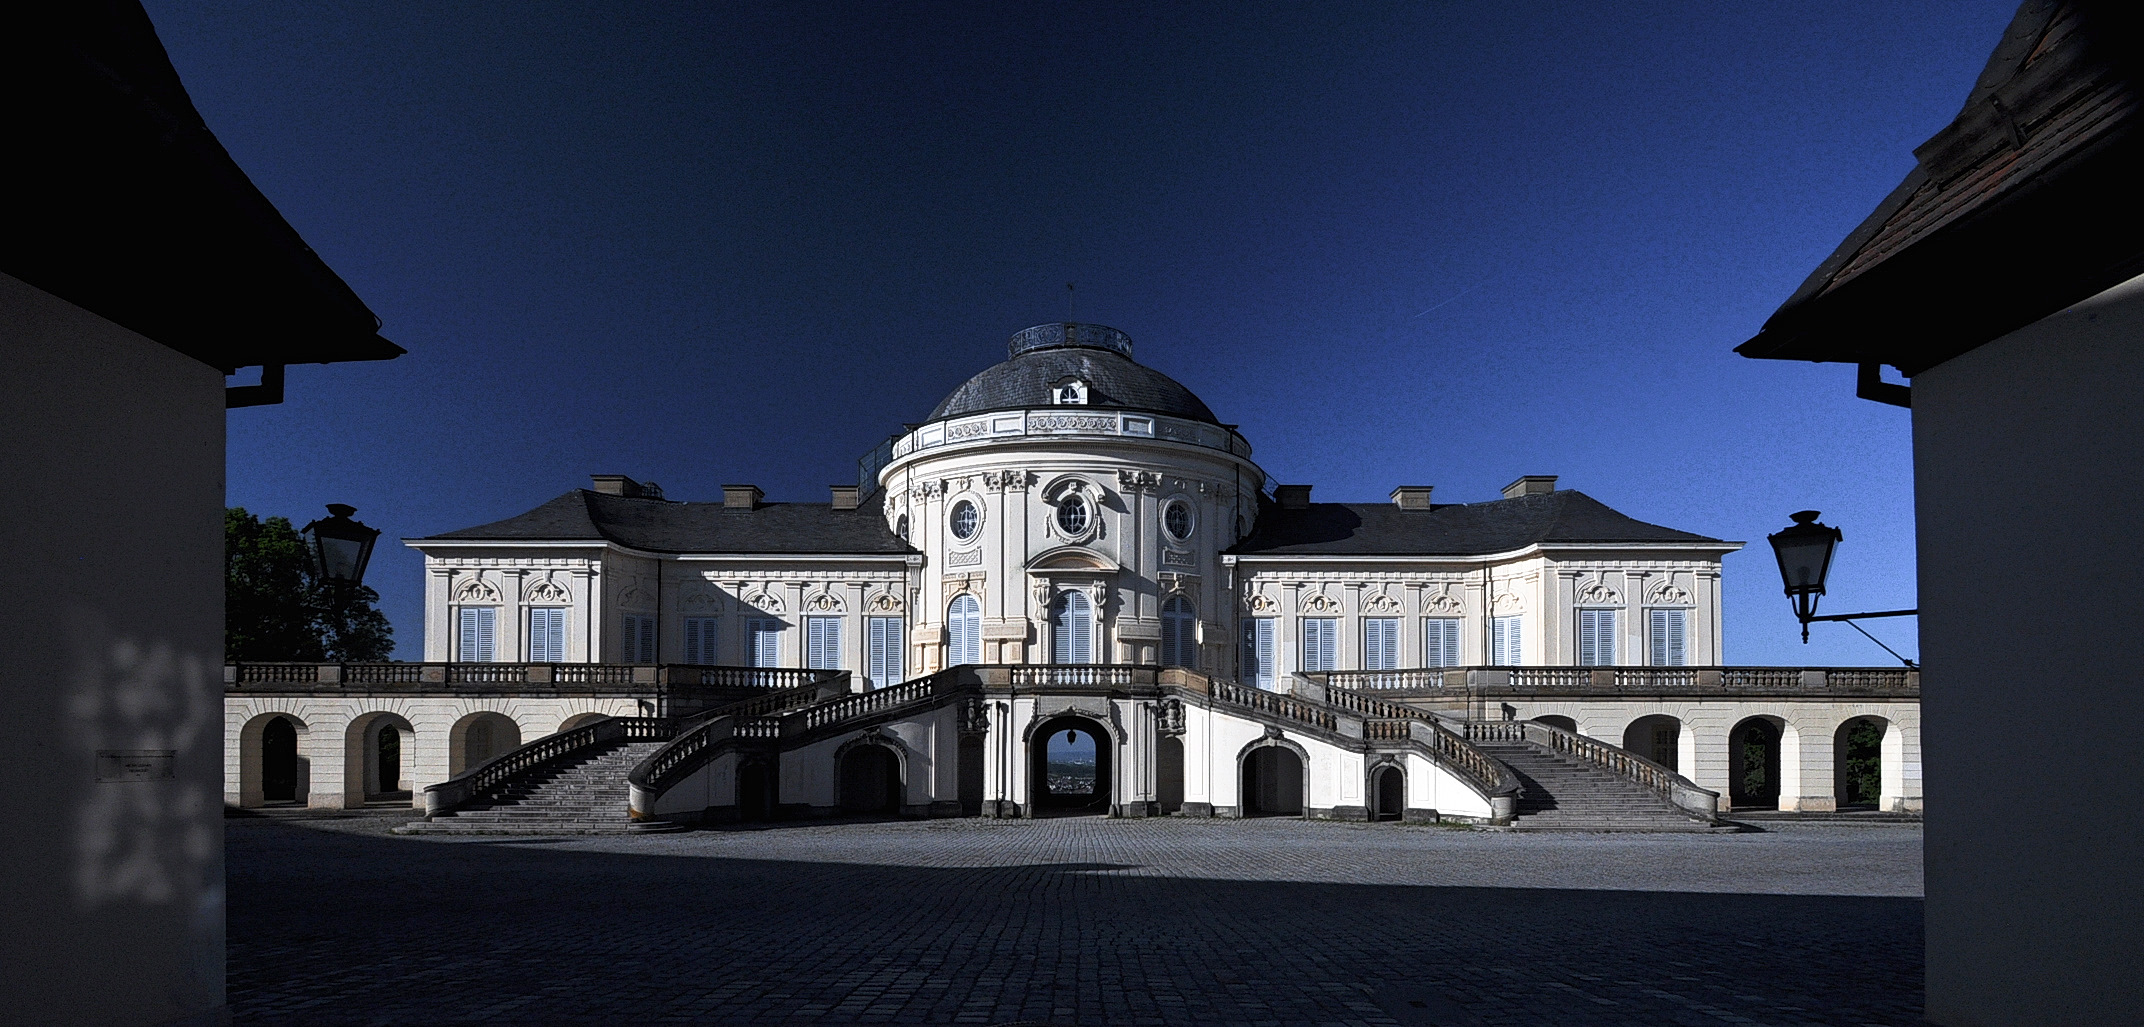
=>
[949,500,979,542]
[1163,499,1193,541]
[1056,494,1090,535]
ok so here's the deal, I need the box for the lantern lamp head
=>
[1767,510,1842,635]
[302,504,382,587]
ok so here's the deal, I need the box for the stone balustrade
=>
[1312,666,1918,698]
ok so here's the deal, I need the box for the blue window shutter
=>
[806,617,841,670]
[529,609,564,663]
[1303,618,1338,673]
[1650,609,1687,667]
[948,594,980,666]
[461,607,496,662]
[1492,617,1521,666]
[1424,618,1460,668]
[867,616,903,685]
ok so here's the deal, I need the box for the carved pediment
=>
[1647,582,1693,605]
[453,578,501,604]
[1422,590,1463,615]
[1300,592,1342,615]
[804,592,845,613]
[1361,593,1402,615]
[1576,578,1623,605]
[741,590,784,614]
[524,578,571,604]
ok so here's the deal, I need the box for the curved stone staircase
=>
[399,740,668,835]
[1469,736,1722,832]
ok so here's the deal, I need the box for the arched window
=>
[947,593,982,666]
[1051,590,1093,664]
[1161,596,1196,668]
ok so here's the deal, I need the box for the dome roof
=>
[928,323,1220,425]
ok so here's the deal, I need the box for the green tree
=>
[226,507,395,662]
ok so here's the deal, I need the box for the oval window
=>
[1056,494,1090,535]
[950,501,979,542]
[1164,499,1192,541]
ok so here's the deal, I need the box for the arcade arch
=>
[448,712,523,776]
[1835,715,1895,809]
[557,712,609,733]
[1729,716,1785,810]
[1029,714,1111,815]
[1532,715,1577,733]
[344,711,415,805]
[1238,738,1306,817]
[237,712,311,807]
[837,741,902,814]
[1369,762,1405,821]
[1622,714,1682,772]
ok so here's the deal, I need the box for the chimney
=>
[1390,485,1434,510]
[1502,475,1558,499]
[722,484,764,509]
[590,474,643,497]
[1274,484,1313,510]
[829,485,860,511]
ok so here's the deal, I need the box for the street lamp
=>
[1766,510,1916,666]
[302,504,381,587]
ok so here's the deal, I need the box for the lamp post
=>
[302,504,380,587]
[1766,510,1917,666]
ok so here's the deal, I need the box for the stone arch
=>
[834,732,907,815]
[1622,714,1682,772]
[557,712,610,733]
[1028,713,1113,815]
[1156,735,1185,815]
[1368,759,1405,821]
[1532,714,1578,733]
[1729,715,1786,810]
[1835,715,1895,809]
[447,711,524,776]
[237,711,312,807]
[344,710,416,806]
[1236,734,1309,818]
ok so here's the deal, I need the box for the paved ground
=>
[227,812,1923,1025]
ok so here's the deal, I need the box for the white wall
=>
[1917,270,2144,1027]
[0,272,228,1026]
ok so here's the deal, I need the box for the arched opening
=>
[1156,736,1185,815]
[558,712,609,733]
[344,711,416,806]
[1240,744,1304,817]
[838,744,902,814]
[1371,764,1405,821]
[1028,715,1112,815]
[448,712,524,776]
[377,725,400,793]
[1835,716,1887,809]
[957,736,985,816]
[1622,714,1681,772]
[1160,596,1196,668]
[1532,715,1577,733]
[737,758,777,821]
[1729,716,1784,810]
[262,716,299,803]
[947,593,981,667]
[1050,590,1094,664]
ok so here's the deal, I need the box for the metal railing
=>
[1465,718,1719,821]
[1314,666,1918,697]
[423,714,674,817]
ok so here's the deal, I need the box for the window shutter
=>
[806,617,841,670]
[460,607,497,662]
[1650,609,1687,667]
[1242,617,1276,687]
[1303,618,1338,673]
[1424,618,1460,668]
[1492,617,1521,666]
[1669,610,1686,666]
[529,609,564,663]
[867,616,903,685]
[1364,618,1398,670]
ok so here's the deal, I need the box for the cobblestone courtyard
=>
[228,814,1923,1025]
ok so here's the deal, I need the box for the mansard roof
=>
[419,490,913,556]
[1737,1,2144,376]
[1228,490,1730,557]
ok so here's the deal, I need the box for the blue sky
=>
[156,2,2021,664]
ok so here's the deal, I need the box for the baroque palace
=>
[226,323,1921,830]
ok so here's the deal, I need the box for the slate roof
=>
[1738,0,2144,376]
[1228,490,1731,557]
[930,346,1220,424]
[419,490,913,556]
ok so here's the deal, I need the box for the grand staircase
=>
[1469,736,1722,832]
[398,740,668,835]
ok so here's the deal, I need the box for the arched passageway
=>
[737,758,777,821]
[345,711,416,805]
[449,712,523,776]
[1241,745,1304,817]
[1029,715,1111,815]
[262,716,299,802]
[1730,717,1784,810]
[1623,715,1681,772]
[838,744,901,814]
[1836,716,1888,809]
[1371,764,1404,821]
[1532,715,1577,733]
[558,712,609,733]
[1156,736,1185,815]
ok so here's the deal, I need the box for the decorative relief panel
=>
[1029,413,1117,432]
[523,578,572,604]
[1492,590,1525,615]
[453,578,501,604]
[1115,469,1160,493]
[948,420,989,440]
[619,584,654,610]
[1300,592,1342,615]
[1422,589,1463,615]
[1647,582,1693,605]
[804,592,845,613]
[1361,593,1402,614]
[1575,578,1624,605]
[1161,549,1195,567]
[866,591,905,614]
[741,590,784,614]
[1243,592,1280,614]
[946,548,984,569]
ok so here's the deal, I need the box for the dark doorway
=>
[262,716,297,802]
[1623,715,1681,772]
[1836,718,1886,809]
[1028,716,1111,815]
[957,736,985,816]
[738,759,776,821]
[1372,764,1404,821]
[1729,718,1782,809]
[1241,745,1303,817]
[838,745,901,814]
[376,724,400,794]
[1156,736,1185,815]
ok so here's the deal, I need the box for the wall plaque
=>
[96,750,175,783]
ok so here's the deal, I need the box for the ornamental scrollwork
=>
[804,592,844,613]
[867,591,905,613]
[524,578,572,604]
[1422,590,1463,615]
[742,590,784,614]
[1647,582,1693,605]
[453,578,501,603]
[1575,579,1623,605]
[1242,592,1280,615]
[1491,591,1525,616]
[957,696,990,736]
[1155,697,1186,737]
[619,584,654,610]
[1361,593,1402,615]
[1300,592,1342,615]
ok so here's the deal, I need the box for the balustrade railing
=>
[631,685,834,800]
[226,662,843,698]
[1311,666,1916,697]
[1208,677,1337,731]
[799,671,949,731]
[1363,719,1412,741]
[1008,665,1141,689]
